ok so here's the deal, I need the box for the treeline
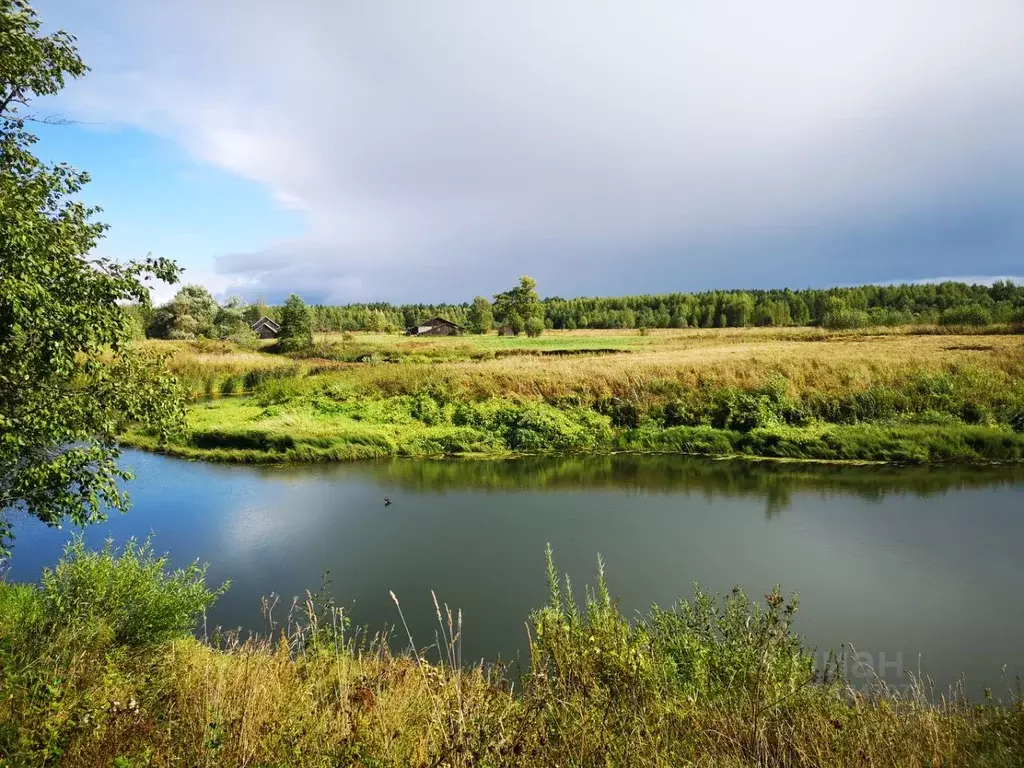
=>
[277,281,1024,332]
[139,280,1024,339]
[544,281,1024,330]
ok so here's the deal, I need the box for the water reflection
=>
[249,454,1024,519]
[6,451,1024,696]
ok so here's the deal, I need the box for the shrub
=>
[661,400,696,427]
[226,328,261,350]
[1010,409,1024,434]
[409,392,444,425]
[524,316,545,337]
[530,549,831,766]
[530,549,666,727]
[648,585,816,703]
[1009,306,1024,333]
[710,390,783,432]
[960,401,992,425]
[822,309,870,330]
[597,397,643,428]
[40,537,226,647]
[940,304,993,327]
[810,386,911,423]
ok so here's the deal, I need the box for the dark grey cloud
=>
[45,0,1024,301]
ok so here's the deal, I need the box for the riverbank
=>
[127,327,1024,465]
[124,414,1024,465]
[1,540,1021,767]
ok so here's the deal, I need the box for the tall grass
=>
[129,330,1024,464]
[1,541,1021,766]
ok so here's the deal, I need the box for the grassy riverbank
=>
[1,540,1022,767]
[128,327,1024,465]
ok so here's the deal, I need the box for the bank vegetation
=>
[1,539,1022,767]
[126,327,1024,465]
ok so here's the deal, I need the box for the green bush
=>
[40,537,226,648]
[661,400,697,427]
[822,309,870,330]
[524,316,545,337]
[226,329,261,351]
[530,549,832,764]
[505,402,611,451]
[1010,306,1024,332]
[940,304,993,327]
[708,378,794,432]
[649,585,816,703]
[597,397,643,428]
[410,392,445,425]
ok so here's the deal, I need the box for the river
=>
[6,451,1024,698]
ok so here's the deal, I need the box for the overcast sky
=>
[34,0,1024,303]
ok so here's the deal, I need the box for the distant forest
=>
[259,281,1024,333]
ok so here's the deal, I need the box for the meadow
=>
[127,326,1024,465]
[1,539,1022,767]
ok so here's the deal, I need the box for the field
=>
[126,326,1024,464]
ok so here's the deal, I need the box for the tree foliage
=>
[493,276,543,335]
[252,281,1024,335]
[0,0,185,556]
[147,284,219,339]
[278,293,314,351]
[468,295,493,334]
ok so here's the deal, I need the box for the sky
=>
[30,0,1024,304]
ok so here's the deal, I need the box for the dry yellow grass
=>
[349,329,1024,401]
[141,326,1024,402]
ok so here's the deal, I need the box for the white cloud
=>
[44,0,1024,300]
[146,267,248,306]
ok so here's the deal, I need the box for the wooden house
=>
[251,316,281,339]
[407,317,462,336]
[497,325,517,336]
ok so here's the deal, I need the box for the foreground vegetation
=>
[1,540,1022,767]
[0,0,187,556]
[126,327,1024,465]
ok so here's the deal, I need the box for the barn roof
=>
[251,316,281,331]
[419,316,460,328]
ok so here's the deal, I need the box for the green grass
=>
[126,394,1024,465]
[617,423,1024,464]
[2,541,1022,767]
[133,328,1024,465]
[125,367,1024,464]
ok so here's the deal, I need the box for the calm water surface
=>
[7,451,1024,696]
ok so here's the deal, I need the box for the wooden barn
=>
[407,317,462,336]
[497,325,517,336]
[251,316,281,339]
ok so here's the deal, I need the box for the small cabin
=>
[407,317,462,336]
[251,316,281,339]
[497,325,517,336]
